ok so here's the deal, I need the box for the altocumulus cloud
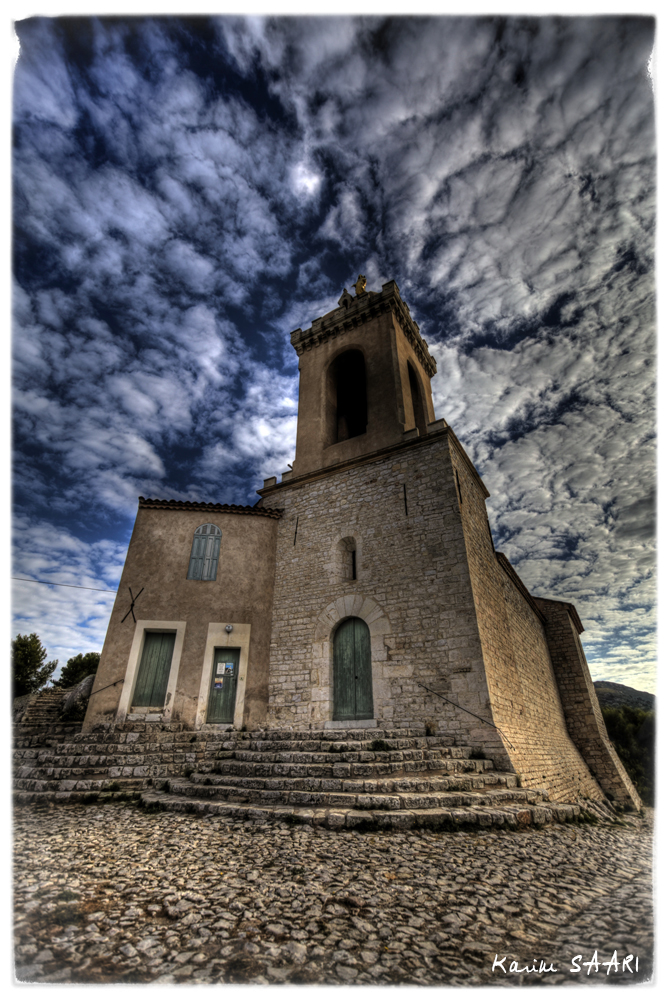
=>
[12,15,655,691]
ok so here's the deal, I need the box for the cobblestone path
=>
[14,802,653,986]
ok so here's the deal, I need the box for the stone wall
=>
[534,598,642,809]
[260,431,502,748]
[448,432,605,802]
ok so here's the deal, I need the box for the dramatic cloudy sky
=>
[12,14,655,692]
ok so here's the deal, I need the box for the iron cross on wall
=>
[121,586,144,623]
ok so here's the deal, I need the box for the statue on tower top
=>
[353,274,366,296]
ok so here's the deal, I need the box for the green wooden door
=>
[133,632,175,708]
[333,617,373,721]
[207,648,241,724]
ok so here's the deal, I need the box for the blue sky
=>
[12,13,656,691]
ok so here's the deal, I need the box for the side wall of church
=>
[448,437,605,802]
[83,506,278,732]
[262,433,510,756]
[534,598,641,809]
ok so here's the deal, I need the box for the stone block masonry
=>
[534,598,641,810]
[260,422,635,806]
[448,431,612,803]
[262,432,506,765]
[79,276,640,814]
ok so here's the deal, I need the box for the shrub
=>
[601,705,655,805]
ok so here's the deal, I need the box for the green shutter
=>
[187,534,207,579]
[188,525,221,580]
[133,632,175,708]
[202,535,221,580]
[333,618,373,721]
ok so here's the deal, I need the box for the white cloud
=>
[12,15,655,693]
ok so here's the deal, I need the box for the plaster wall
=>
[83,505,279,732]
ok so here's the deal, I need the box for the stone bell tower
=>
[290,277,440,477]
[254,274,639,808]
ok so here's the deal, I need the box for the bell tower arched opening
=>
[287,279,438,476]
[408,361,428,437]
[325,349,367,447]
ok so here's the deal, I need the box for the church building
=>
[84,276,639,808]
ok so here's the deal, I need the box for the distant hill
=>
[594,681,655,713]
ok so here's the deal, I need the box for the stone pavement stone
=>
[13,802,653,986]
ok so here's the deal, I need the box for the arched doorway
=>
[333,617,373,721]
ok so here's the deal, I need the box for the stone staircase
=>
[13,723,614,829]
[18,688,71,728]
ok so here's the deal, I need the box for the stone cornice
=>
[290,280,437,377]
[257,425,451,497]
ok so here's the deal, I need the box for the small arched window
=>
[336,536,357,581]
[187,524,221,581]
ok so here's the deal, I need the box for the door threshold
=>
[324,719,378,729]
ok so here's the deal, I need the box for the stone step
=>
[13,730,462,755]
[14,774,145,793]
[13,724,82,738]
[19,690,67,727]
[14,787,143,806]
[13,746,491,777]
[163,778,539,812]
[207,758,494,780]
[138,789,584,830]
[205,758,483,779]
[167,769,517,795]
[228,735,458,751]
[13,740,475,759]
[15,723,460,753]
[219,747,471,765]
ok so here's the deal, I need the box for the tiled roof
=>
[138,497,282,518]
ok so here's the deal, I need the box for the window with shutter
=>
[187,524,221,580]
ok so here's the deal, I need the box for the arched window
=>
[336,536,357,580]
[325,350,367,446]
[408,362,427,437]
[187,524,221,581]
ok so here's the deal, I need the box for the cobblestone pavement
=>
[14,802,653,987]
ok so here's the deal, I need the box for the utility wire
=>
[415,679,516,750]
[12,577,118,594]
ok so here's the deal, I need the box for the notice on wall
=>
[225,664,234,674]
[216,664,225,676]
[214,680,223,689]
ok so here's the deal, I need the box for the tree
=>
[53,652,101,690]
[12,633,58,698]
[602,705,655,806]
